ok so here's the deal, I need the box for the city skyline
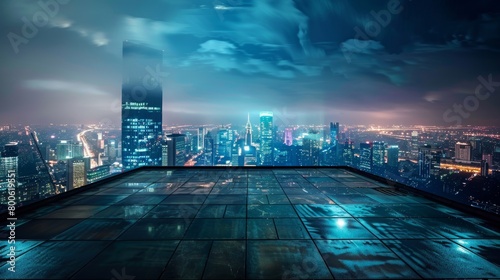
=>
[1,0,500,126]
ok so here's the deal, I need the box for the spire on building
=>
[245,113,252,146]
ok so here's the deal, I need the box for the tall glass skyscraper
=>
[259,112,274,166]
[329,122,339,146]
[121,41,164,170]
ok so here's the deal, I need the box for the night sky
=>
[1,0,500,127]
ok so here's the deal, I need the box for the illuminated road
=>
[77,129,98,168]
[440,163,491,174]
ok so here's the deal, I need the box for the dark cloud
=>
[1,0,500,126]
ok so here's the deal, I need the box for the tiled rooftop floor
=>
[1,168,500,279]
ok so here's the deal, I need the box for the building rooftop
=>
[1,167,499,279]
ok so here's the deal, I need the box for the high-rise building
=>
[480,160,489,176]
[121,41,164,170]
[198,127,205,151]
[387,145,399,171]
[329,122,339,146]
[418,144,441,179]
[245,113,252,146]
[455,142,472,162]
[67,157,90,191]
[87,165,110,184]
[359,142,372,172]
[372,141,385,170]
[482,154,493,167]
[204,132,215,166]
[284,128,293,146]
[56,140,71,160]
[217,129,229,158]
[165,134,186,166]
[411,131,419,159]
[342,140,354,166]
[302,131,321,166]
[259,112,274,166]
[1,143,19,182]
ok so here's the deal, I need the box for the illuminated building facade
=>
[121,41,164,170]
[259,112,274,166]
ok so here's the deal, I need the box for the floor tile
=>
[247,204,297,218]
[0,241,109,279]
[247,240,332,279]
[15,219,84,239]
[357,217,444,239]
[294,204,351,217]
[383,239,500,278]
[51,219,135,240]
[302,217,376,239]
[450,239,500,266]
[203,241,246,279]
[71,240,178,279]
[315,239,420,279]
[184,219,246,239]
[247,219,278,239]
[159,240,211,279]
[118,218,191,240]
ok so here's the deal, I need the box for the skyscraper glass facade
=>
[121,41,163,170]
[259,112,273,166]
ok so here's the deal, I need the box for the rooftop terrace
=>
[1,167,499,279]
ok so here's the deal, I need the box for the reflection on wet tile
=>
[295,204,351,217]
[0,240,42,261]
[358,218,444,239]
[196,205,226,218]
[93,187,141,195]
[384,239,500,278]
[210,187,247,195]
[248,187,284,195]
[329,194,380,204]
[71,195,129,205]
[38,205,109,219]
[267,195,290,204]
[364,194,421,204]
[0,241,109,279]
[302,218,376,239]
[274,218,310,239]
[247,219,277,239]
[115,194,167,205]
[248,195,269,204]
[72,240,179,279]
[92,205,154,219]
[185,219,245,239]
[416,217,500,239]
[224,205,246,218]
[283,187,323,195]
[287,194,335,204]
[16,219,84,239]
[118,219,191,240]
[144,205,200,219]
[203,241,246,279]
[247,240,332,279]
[315,240,420,279]
[390,204,453,218]
[205,195,247,204]
[161,194,207,204]
[340,204,403,218]
[247,205,297,218]
[451,239,500,266]
[52,219,134,240]
[160,241,211,279]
